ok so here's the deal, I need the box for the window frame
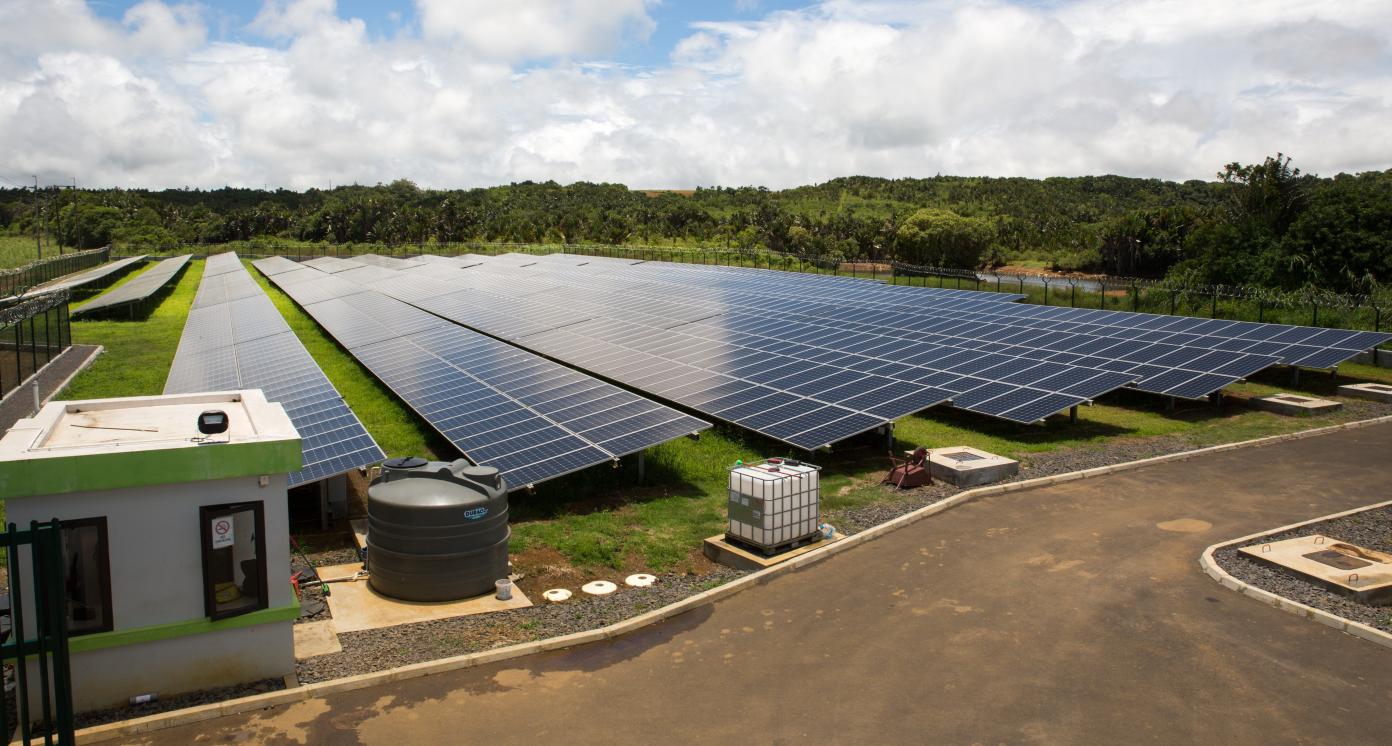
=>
[198,501,269,621]
[59,516,114,636]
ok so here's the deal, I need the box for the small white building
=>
[0,390,302,712]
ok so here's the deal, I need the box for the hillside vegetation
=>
[4,154,1389,293]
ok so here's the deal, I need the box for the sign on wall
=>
[211,517,234,549]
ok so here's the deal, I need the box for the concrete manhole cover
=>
[1156,518,1212,533]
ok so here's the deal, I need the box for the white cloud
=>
[0,0,1388,189]
[415,0,655,61]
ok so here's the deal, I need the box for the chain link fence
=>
[0,290,72,400]
[0,246,111,298]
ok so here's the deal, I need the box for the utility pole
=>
[33,176,41,261]
[72,177,78,252]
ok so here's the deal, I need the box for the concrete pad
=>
[293,620,342,660]
[703,532,843,572]
[317,561,367,582]
[927,446,1019,487]
[1249,393,1342,416]
[1339,382,1392,404]
[1238,534,1392,604]
[322,564,532,633]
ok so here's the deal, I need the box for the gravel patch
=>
[830,432,1231,535]
[295,568,744,683]
[1213,505,1392,633]
[73,678,284,731]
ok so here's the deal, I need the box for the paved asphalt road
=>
[144,423,1392,745]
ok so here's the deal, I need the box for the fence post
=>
[1258,299,1264,323]
[1042,278,1050,305]
[1068,279,1077,308]
[1211,289,1219,318]
[1130,281,1139,312]
[1170,289,1177,315]
[1312,301,1318,327]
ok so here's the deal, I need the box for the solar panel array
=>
[308,257,1126,449]
[254,258,711,488]
[34,255,148,294]
[166,252,384,486]
[509,257,1279,401]
[355,252,1387,446]
[71,254,191,316]
[479,252,1388,387]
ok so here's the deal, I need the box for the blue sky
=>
[6,1,1390,189]
[89,0,806,67]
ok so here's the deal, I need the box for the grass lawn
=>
[0,234,68,269]
[54,253,1392,578]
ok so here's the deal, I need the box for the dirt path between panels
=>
[141,421,1392,745]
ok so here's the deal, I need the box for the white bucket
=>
[495,578,513,601]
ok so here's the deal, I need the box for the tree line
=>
[2,154,1388,293]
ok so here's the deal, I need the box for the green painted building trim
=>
[67,602,301,654]
[0,439,301,500]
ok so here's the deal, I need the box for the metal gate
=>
[1,520,74,745]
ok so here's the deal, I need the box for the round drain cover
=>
[625,574,656,587]
[542,588,572,603]
[582,580,617,596]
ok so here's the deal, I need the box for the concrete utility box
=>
[1248,393,1342,416]
[0,390,302,713]
[1239,535,1392,605]
[928,446,1019,487]
[1338,382,1392,404]
[727,459,820,553]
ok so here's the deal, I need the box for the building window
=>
[199,502,268,621]
[61,518,113,636]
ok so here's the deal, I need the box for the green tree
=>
[895,208,993,268]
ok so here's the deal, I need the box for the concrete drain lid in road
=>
[543,588,572,603]
[582,580,618,596]
[625,574,656,587]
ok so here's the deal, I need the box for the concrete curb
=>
[1199,499,1392,650]
[74,413,1392,743]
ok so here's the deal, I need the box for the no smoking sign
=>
[211,517,234,549]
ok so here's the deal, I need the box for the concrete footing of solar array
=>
[73,413,1392,744]
[1200,498,1392,651]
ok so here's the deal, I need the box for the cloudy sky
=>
[2,0,1389,190]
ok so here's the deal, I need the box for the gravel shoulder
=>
[1213,504,1392,633]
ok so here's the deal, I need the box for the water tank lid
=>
[384,456,428,469]
[460,465,502,487]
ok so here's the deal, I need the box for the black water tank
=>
[366,457,510,601]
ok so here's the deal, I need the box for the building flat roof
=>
[0,390,301,499]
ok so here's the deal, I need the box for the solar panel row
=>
[320,258,1136,447]
[254,260,711,488]
[520,258,1279,400]
[491,254,1383,397]
[33,255,149,294]
[71,254,191,316]
[166,253,385,486]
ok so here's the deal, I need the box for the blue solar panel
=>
[256,259,710,487]
[168,254,384,486]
